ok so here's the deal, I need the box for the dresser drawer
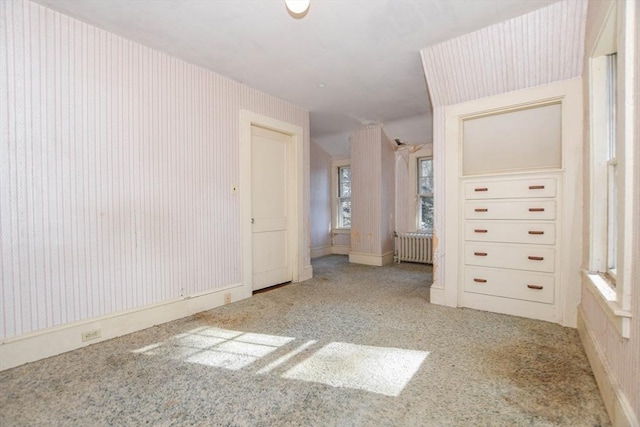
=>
[465,200,556,220]
[464,243,555,272]
[465,221,556,245]
[464,266,554,304]
[465,177,556,200]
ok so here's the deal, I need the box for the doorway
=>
[239,111,305,296]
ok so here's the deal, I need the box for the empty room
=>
[1,0,638,425]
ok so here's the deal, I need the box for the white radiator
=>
[394,232,433,264]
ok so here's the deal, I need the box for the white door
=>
[251,125,292,290]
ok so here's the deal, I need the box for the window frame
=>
[584,0,634,338]
[331,159,351,232]
[408,147,433,233]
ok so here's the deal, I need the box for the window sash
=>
[417,157,433,231]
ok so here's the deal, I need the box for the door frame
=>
[240,110,304,298]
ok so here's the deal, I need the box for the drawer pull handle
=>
[474,229,488,233]
[473,278,487,283]
[527,284,544,290]
[474,187,488,192]
[529,185,545,190]
[529,208,545,212]
[528,230,544,235]
[528,256,544,261]
[474,208,488,212]
[474,252,488,257]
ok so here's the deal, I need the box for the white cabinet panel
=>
[465,243,555,273]
[465,200,556,220]
[464,221,555,245]
[464,266,554,304]
[464,177,556,200]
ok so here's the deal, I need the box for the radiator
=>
[394,232,433,264]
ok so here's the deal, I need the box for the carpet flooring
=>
[0,255,609,426]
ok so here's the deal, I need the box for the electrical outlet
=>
[81,329,101,342]
[224,293,231,305]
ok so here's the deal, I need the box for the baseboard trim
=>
[0,284,245,372]
[331,245,350,255]
[310,246,332,259]
[577,307,638,427]
[300,265,313,282]
[348,251,394,266]
[430,285,445,305]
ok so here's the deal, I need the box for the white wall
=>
[0,1,310,345]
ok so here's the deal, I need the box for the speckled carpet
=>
[0,255,609,426]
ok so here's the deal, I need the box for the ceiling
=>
[34,0,560,157]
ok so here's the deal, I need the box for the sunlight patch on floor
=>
[282,342,429,397]
[132,327,428,396]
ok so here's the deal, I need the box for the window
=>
[605,53,617,279]
[417,157,433,232]
[585,0,635,338]
[337,165,351,228]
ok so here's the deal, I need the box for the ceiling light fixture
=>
[285,0,310,16]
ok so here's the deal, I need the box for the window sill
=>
[584,270,631,338]
[332,229,350,235]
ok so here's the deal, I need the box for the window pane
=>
[419,159,432,178]
[339,166,351,197]
[340,182,351,197]
[339,199,351,228]
[419,196,433,231]
[418,159,433,194]
[607,163,617,272]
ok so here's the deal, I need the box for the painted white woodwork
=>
[464,221,556,245]
[462,103,562,175]
[240,111,307,298]
[464,177,557,199]
[464,267,555,304]
[578,0,640,423]
[250,126,292,290]
[0,1,311,351]
[435,79,583,328]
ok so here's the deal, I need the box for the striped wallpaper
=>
[0,0,309,339]
[421,0,587,108]
[349,126,395,257]
[350,127,382,255]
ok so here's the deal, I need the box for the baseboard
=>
[348,251,394,266]
[331,245,350,255]
[0,284,245,372]
[577,307,639,427]
[300,265,313,282]
[310,246,332,259]
[430,285,445,305]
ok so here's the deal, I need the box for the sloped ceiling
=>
[421,0,588,107]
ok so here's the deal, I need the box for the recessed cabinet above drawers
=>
[465,177,556,199]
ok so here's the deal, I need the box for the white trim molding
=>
[0,284,244,371]
[348,251,394,267]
